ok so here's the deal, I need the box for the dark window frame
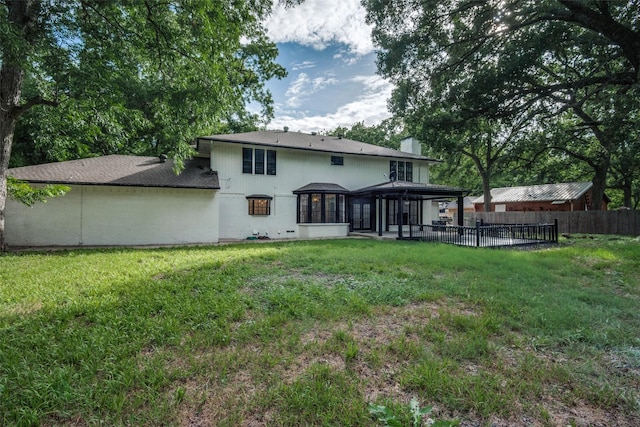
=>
[389,160,413,182]
[243,147,277,175]
[254,148,265,175]
[387,199,421,225]
[406,162,413,182]
[297,193,346,224]
[331,155,344,166]
[242,148,253,174]
[267,150,277,175]
[247,196,272,215]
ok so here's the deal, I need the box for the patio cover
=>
[351,181,469,237]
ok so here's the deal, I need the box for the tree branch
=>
[9,96,58,120]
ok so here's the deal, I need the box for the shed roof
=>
[9,155,220,190]
[471,182,593,204]
[198,130,439,162]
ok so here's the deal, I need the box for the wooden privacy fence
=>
[468,211,640,236]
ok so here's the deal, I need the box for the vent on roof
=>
[283,126,289,132]
[159,154,168,163]
[311,131,317,136]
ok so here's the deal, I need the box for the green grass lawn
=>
[1,236,639,426]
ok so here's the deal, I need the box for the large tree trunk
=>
[480,170,492,212]
[589,155,610,211]
[0,64,24,251]
[622,177,633,209]
[0,134,12,252]
[0,1,34,251]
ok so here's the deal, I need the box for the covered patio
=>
[349,181,558,248]
[350,181,469,238]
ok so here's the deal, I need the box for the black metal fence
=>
[406,219,559,248]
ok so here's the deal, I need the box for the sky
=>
[259,0,394,133]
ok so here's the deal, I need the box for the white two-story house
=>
[6,130,467,247]
[197,130,467,240]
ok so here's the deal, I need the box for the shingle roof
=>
[9,155,220,189]
[293,183,351,194]
[352,180,468,197]
[447,196,474,209]
[198,130,439,162]
[471,182,593,204]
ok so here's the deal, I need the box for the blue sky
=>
[259,0,393,133]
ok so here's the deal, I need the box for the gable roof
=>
[9,155,220,190]
[447,196,474,210]
[471,182,594,204]
[198,130,439,162]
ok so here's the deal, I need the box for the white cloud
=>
[265,0,374,56]
[270,75,393,133]
[350,75,390,92]
[284,73,310,107]
[311,75,338,91]
[285,72,339,107]
[291,60,317,71]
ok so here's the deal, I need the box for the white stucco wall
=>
[5,185,219,247]
[299,223,349,239]
[207,141,433,240]
[217,193,299,240]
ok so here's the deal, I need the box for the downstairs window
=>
[246,195,272,215]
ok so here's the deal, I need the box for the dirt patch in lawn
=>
[176,301,639,427]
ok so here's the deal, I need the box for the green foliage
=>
[364,0,640,209]
[7,176,70,206]
[4,0,286,167]
[330,117,405,150]
[369,397,460,427]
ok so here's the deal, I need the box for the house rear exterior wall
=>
[209,142,432,240]
[217,193,299,240]
[7,187,83,246]
[6,185,219,247]
[299,223,349,238]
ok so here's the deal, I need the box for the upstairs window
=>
[389,160,414,182]
[242,148,253,174]
[266,150,277,175]
[331,156,344,166]
[255,149,265,174]
[243,148,277,175]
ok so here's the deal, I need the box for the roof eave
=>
[200,136,440,163]
[16,179,220,190]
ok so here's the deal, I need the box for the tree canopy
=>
[364,0,640,210]
[330,118,405,150]
[1,0,287,250]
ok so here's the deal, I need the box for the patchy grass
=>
[1,236,639,426]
